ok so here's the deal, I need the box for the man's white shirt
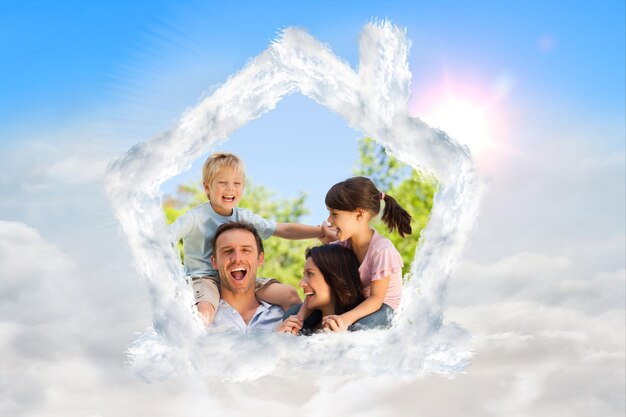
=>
[209,299,284,334]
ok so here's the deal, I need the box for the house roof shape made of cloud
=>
[105,21,483,380]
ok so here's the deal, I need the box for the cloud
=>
[0,221,79,416]
[440,302,624,417]
[0,138,112,192]
[0,221,74,323]
[467,139,625,262]
[46,151,109,185]
[198,302,624,417]
[0,107,622,417]
[0,220,153,416]
[432,134,626,415]
[450,250,625,314]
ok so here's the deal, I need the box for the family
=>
[169,152,412,335]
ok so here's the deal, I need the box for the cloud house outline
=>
[105,20,484,381]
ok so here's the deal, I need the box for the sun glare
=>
[411,74,512,162]
[422,97,492,157]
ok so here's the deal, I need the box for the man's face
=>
[211,228,264,295]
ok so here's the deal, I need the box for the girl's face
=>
[327,208,360,241]
[300,257,333,310]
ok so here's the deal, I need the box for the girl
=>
[320,176,412,331]
[278,244,365,335]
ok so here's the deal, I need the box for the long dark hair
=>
[325,176,413,237]
[305,245,365,315]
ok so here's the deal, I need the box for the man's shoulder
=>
[258,301,284,315]
[250,301,284,331]
[210,300,283,334]
[255,301,285,322]
[208,300,242,332]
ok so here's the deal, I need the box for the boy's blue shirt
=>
[169,202,276,278]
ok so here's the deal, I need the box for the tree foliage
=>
[163,138,436,293]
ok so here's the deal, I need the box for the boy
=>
[169,152,324,325]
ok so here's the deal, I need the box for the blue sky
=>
[2,0,623,225]
[0,2,624,416]
[2,0,623,141]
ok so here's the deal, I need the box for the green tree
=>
[354,138,437,278]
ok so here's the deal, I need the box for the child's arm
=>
[323,277,390,331]
[256,282,302,311]
[274,223,323,240]
[318,221,338,244]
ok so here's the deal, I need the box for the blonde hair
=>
[202,152,246,186]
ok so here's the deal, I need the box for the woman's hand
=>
[277,315,303,335]
[322,314,349,332]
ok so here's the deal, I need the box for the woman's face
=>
[300,257,333,310]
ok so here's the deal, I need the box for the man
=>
[208,221,287,333]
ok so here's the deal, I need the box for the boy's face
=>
[204,167,244,216]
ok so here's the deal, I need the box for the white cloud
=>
[450,250,625,314]
[468,142,625,262]
[0,113,622,417]
[0,221,74,323]
[0,220,153,416]
[440,302,624,417]
[0,137,113,194]
[46,152,109,185]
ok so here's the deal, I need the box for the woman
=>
[278,244,365,335]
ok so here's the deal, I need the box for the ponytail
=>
[326,176,413,238]
[381,194,412,237]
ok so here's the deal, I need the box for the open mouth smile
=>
[230,266,247,281]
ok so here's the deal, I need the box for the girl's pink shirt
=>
[337,230,403,310]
